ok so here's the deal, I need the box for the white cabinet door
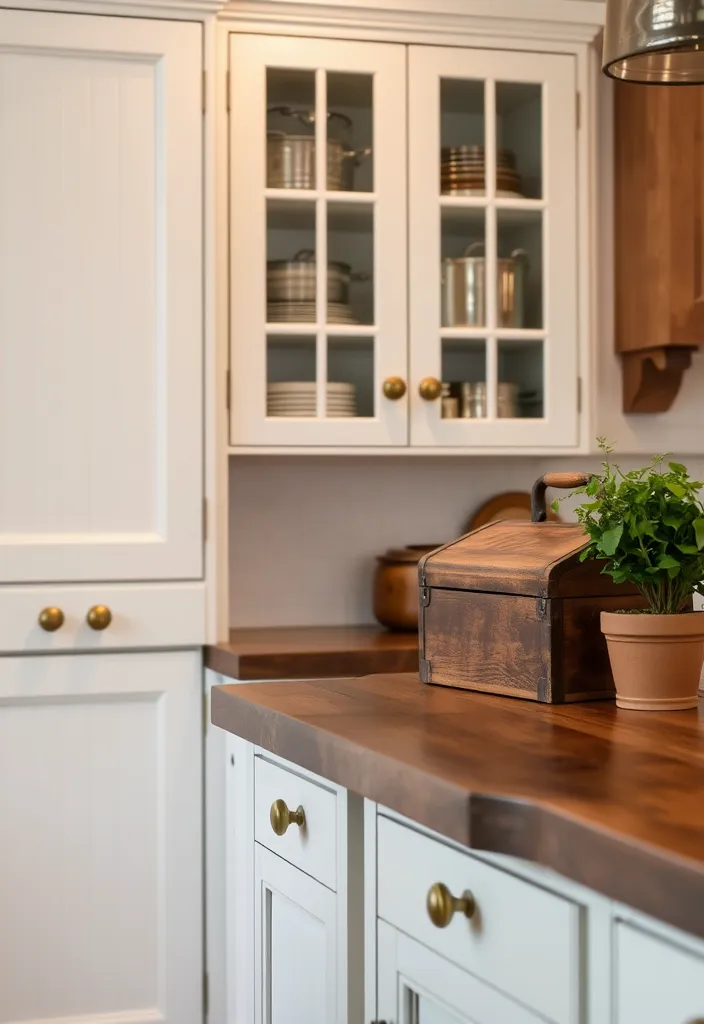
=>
[0,10,203,583]
[408,45,579,448]
[0,651,202,1024]
[229,34,408,448]
[255,843,338,1024]
[616,922,704,1024]
[377,920,546,1024]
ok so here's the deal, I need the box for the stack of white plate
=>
[267,381,357,417]
[266,301,358,325]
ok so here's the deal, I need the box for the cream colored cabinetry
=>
[226,16,594,453]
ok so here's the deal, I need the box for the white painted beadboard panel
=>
[0,581,205,652]
[228,454,704,627]
[0,11,203,583]
[0,650,202,1024]
[408,46,578,448]
[229,34,408,447]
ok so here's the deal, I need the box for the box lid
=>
[419,520,599,599]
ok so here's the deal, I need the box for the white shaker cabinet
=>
[0,650,202,1024]
[0,9,203,583]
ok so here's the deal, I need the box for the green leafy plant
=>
[553,440,704,615]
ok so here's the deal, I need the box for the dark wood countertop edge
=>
[211,685,704,941]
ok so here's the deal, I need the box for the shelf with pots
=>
[228,28,589,452]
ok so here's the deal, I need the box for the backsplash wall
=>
[228,454,704,627]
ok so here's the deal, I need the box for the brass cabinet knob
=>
[270,798,305,836]
[38,607,64,632]
[418,377,443,402]
[86,605,112,631]
[426,882,476,929]
[382,377,407,401]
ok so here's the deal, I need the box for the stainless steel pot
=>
[441,243,528,328]
[267,250,365,304]
[266,107,371,191]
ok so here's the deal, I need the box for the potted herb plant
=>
[560,442,704,711]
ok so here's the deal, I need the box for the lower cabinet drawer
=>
[616,921,704,1024]
[377,815,581,1024]
[254,754,338,890]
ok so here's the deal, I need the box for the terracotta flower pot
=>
[601,610,704,711]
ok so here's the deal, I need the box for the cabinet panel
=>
[377,920,545,1024]
[0,651,202,1024]
[254,843,338,1024]
[408,45,578,448]
[616,921,704,1024]
[229,34,408,447]
[0,10,202,582]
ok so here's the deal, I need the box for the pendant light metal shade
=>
[604,0,704,83]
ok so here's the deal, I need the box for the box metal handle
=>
[531,473,592,522]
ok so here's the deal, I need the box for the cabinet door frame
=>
[254,842,338,1024]
[0,650,202,1024]
[228,33,408,448]
[377,919,546,1024]
[408,44,579,449]
[0,9,203,583]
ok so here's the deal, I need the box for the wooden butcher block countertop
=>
[211,671,704,941]
[204,626,418,680]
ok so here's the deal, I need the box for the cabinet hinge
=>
[419,658,432,683]
[203,497,208,543]
[202,70,207,115]
[226,368,231,411]
[577,375,583,414]
[203,970,209,1016]
[576,91,581,130]
[226,69,230,113]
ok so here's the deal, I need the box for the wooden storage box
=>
[418,474,646,704]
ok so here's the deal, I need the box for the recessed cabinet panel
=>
[230,34,408,447]
[409,45,578,448]
[0,11,202,581]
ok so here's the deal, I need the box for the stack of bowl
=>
[440,146,523,197]
[266,381,357,417]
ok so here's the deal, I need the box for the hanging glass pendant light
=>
[604,0,704,83]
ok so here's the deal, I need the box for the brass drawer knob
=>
[427,882,476,929]
[270,798,305,836]
[418,377,443,402]
[38,607,64,632]
[382,377,407,401]
[86,605,112,631]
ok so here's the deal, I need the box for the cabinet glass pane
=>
[327,72,374,193]
[267,200,317,323]
[266,338,317,417]
[441,339,487,419]
[327,338,374,417]
[440,79,485,197]
[497,209,542,330]
[496,83,542,199]
[267,69,317,190]
[498,340,544,418]
[441,209,486,328]
[328,202,374,325]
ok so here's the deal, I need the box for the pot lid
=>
[267,253,351,273]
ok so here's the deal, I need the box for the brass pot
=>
[373,544,442,632]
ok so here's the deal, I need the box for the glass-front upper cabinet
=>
[229,34,407,447]
[408,46,579,448]
[377,922,546,1024]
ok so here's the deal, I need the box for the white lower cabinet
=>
[254,844,338,1024]
[377,919,545,1024]
[615,921,704,1024]
[0,650,202,1024]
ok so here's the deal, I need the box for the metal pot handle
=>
[510,248,530,267]
[342,147,373,166]
[267,105,315,129]
[463,242,486,258]
[292,249,316,263]
[327,111,353,130]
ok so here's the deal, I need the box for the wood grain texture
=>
[204,626,418,681]
[212,672,704,940]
